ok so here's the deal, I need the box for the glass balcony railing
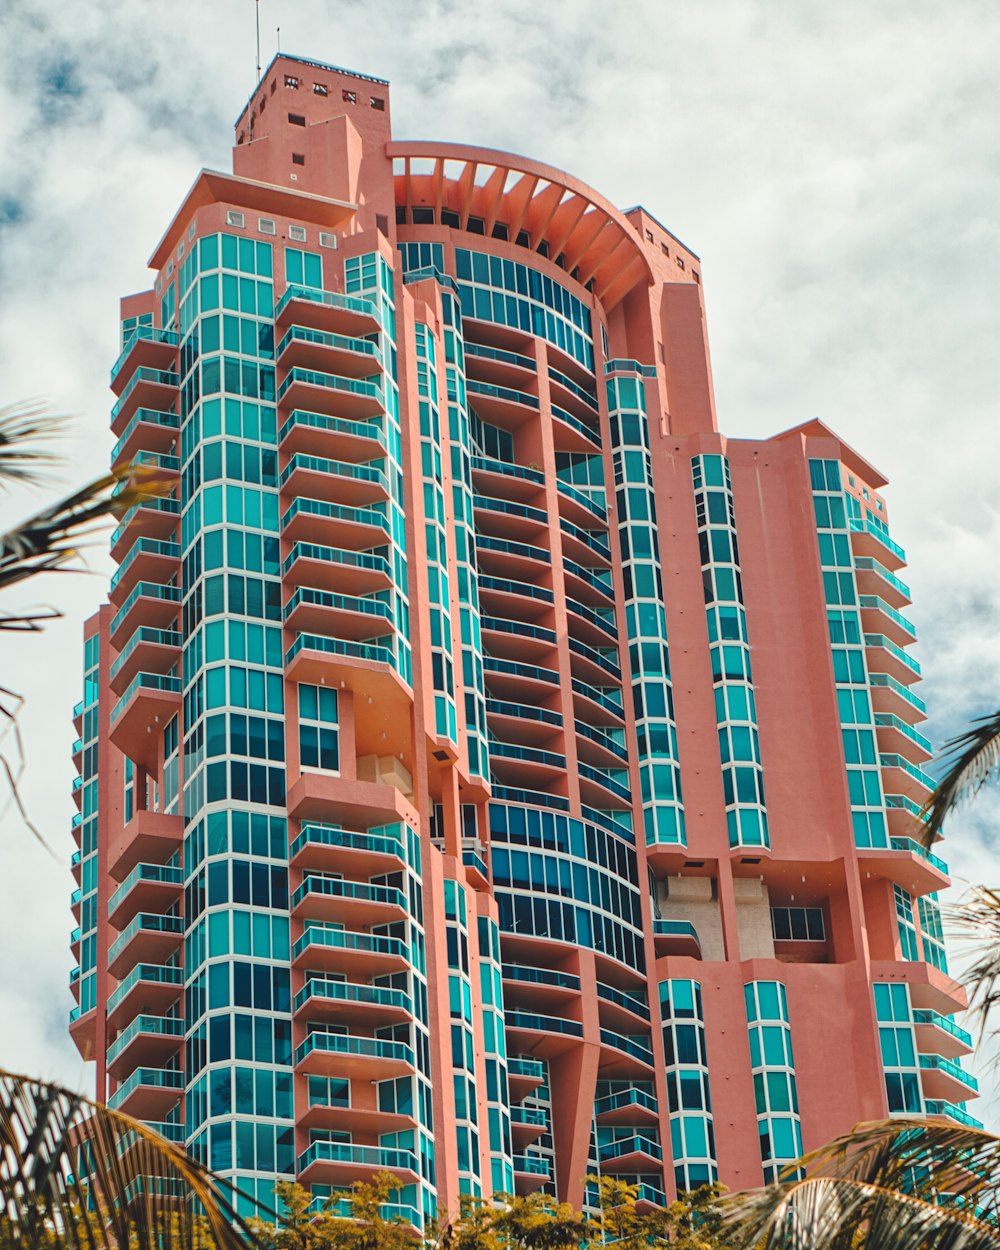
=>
[604,359,657,378]
[486,699,563,728]
[110,539,181,595]
[849,518,906,563]
[575,720,629,761]
[282,497,390,536]
[293,875,407,912]
[490,740,566,770]
[284,586,393,626]
[556,479,608,522]
[888,837,948,874]
[110,581,180,637]
[108,864,183,917]
[880,755,935,791]
[859,595,916,639]
[571,678,624,716]
[568,636,621,680]
[466,379,539,410]
[279,409,386,450]
[106,1015,183,1066]
[110,498,180,548]
[474,495,549,525]
[566,596,617,638]
[111,673,182,724]
[579,763,631,802]
[279,453,388,493]
[294,1030,414,1068]
[480,619,557,650]
[282,542,391,579]
[292,926,408,963]
[107,914,182,966]
[874,714,932,754]
[551,403,600,446]
[290,821,408,864]
[913,1010,973,1049]
[285,633,395,669]
[110,327,179,383]
[111,369,178,424]
[885,794,930,823]
[563,557,614,598]
[277,324,383,365]
[484,656,559,685]
[109,627,181,684]
[507,1058,545,1081]
[596,982,650,1021]
[478,576,555,605]
[924,1100,983,1129]
[549,366,599,412]
[110,408,179,463]
[276,283,378,322]
[854,557,912,601]
[470,455,544,485]
[464,340,537,371]
[653,919,701,947]
[865,634,921,677]
[919,1054,979,1093]
[295,979,412,1015]
[560,516,611,561]
[510,1105,549,1127]
[116,1121,185,1152]
[600,1030,654,1065]
[492,785,571,813]
[506,1011,583,1038]
[107,964,182,1016]
[107,1067,183,1110]
[594,1088,658,1118]
[599,1135,662,1162]
[868,672,927,715]
[502,965,581,992]
[476,535,550,564]
[70,888,81,908]
[512,1155,552,1177]
[297,1140,418,1174]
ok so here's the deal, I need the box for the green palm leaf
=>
[922,711,1000,844]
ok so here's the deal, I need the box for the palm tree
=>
[921,712,1000,845]
[722,1117,1000,1248]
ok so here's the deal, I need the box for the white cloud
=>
[1,0,998,1122]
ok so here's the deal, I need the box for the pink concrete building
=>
[69,52,977,1223]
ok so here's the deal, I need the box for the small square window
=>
[165,260,173,278]
[291,153,305,166]
[284,75,299,89]
[692,270,700,284]
[645,229,654,242]
[288,112,306,126]
[259,96,266,114]
[258,218,277,235]
[270,79,277,94]
[318,231,338,250]
[313,82,328,96]
[676,255,685,270]
[226,210,245,228]
[370,96,385,111]
[289,225,307,242]
[188,222,196,241]
[342,89,357,104]
[661,242,669,256]
[177,240,185,260]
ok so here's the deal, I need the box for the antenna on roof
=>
[255,0,261,81]
[277,26,281,52]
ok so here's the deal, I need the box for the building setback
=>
[69,52,978,1224]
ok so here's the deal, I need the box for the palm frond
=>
[0,1068,263,1248]
[947,886,1000,1043]
[922,710,1000,843]
[0,402,68,488]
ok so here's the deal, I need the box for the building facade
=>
[69,53,978,1223]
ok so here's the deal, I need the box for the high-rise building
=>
[69,52,978,1223]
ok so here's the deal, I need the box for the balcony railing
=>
[506,1011,583,1038]
[568,636,621,681]
[859,595,917,640]
[507,1058,545,1081]
[598,1135,662,1162]
[110,327,179,384]
[888,836,948,874]
[285,632,395,669]
[560,517,611,561]
[551,403,600,447]
[576,720,629,761]
[297,1140,417,1174]
[275,284,378,322]
[109,627,181,684]
[849,518,906,563]
[880,755,935,792]
[594,1088,658,1117]
[279,408,386,450]
[478,576,554,604]
[107,1067,183,1111]
[465,341,536,371]
[919,1053,979,1092]
[277,324,383,365]
[110,408,179,464]
[107,964,181,1016]
[111,368,178,426]
[913,1010,973,1049]
[549,366,599,412]
[868,672,927,716]
[470,455,544,485]
[292,926,408,962]
[107,914,182,966]
[924,1099,983,1129]
[279,453,388,493]
[874,714,932,754]
[865,634,921,678]
[854,557,912,601]
[277,368,384,408]
[487,699,563,728]
[596,982,650,1021]
[293,875,407,912]
[467,379,539,410]
[106,1014,183,1066]
[111,673,182,724]
[556,479,608,522]
[295,978,411,1015]
[108,863,183,917]
[291,821,408,864]
[503,965,581,992]
[600,1029,654,1065]
[109,582,181,639]
[294,1030,414,1068]
[512,1155,552,1177]
[109,539,181,595]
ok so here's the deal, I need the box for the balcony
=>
[874,714,932,762]
[464,340,537,388]
[856,835,948,896]
[290,822,408,877]
[107,1067,182,1120]
[868,672,927,723]
[109,498,180,564]
[109,539,181,607]
[653,918,702,958]
[283,542,392,597]
[880,754,934,804]
[505,1010,583,1059]
[487,699,563,746]
[556,479,609,529]
[275,284,381,336]
[512,1154,552,1190]
[481,619,557,667]
[859,596,916,647]
[576,720,629,769]
[291,926,410,979]
[476,535,552,582]
[478,576,555,621]
[278,368,384,424]
[600,1029,655,1078]
[109,627,181,696]
[110,409,179,471]
[490,740,566,786]
[507,1057,545,1098]
[107,913,182,979]
[596,981,651,1028]
[579,762,632,809]
[551,402,601,454]
[548,366,599,422]
[292,874,408,927]
[474,495,549,543]
[108,863,183,929]
[510,1104,548,1147]
[919,1053,979,1103]
[854,557,912,608]
[566,596,618,647]
[466,379,539,430]
[559,517,612,567]
[110,327,179,394]
[864,633,921,686]
[598,1134,663,1172]
[848,518,906,569]
[294,1030,415,1080]
[279,409,386,461]
[277,324,383,377]
[110,369,178,436]
[283,586,394,642]
[282,498,390,550]
[913,1009,973,1061]
[109,674,181,772]
[106,1014,183,1080]
[470,456,545,503]
[293,978,412,1027]
[109,582,180,650]
[483,656,560,704]
[924,1100,983,1130]
[568,636,621,685]
[279,453,388,507]
[594,1087,659,1125]
[109,810,183,881]
[571,677,625,725]
[885,794,935,843]
[297,1140,418,1188]
[106,963,182,1031]
[562,557,615,606]
[502,965,581,1010]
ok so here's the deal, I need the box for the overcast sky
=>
[1,0,998,1125]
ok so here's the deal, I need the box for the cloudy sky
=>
[1,0,998,1121]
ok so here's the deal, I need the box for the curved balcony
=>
[598,1133,662,1172]
[111,327,178,392]
[548,365,599,420]
[848,518,906,570]
[481,617,557,664]
[652,918,702,959]
[110,409,179,471]
[575,720,629,769]
[559,517,611,566]
[106,963,182,1031]
[579,762,632,809]
[854,556,912,608]
[880,753,934,804]
[294,1030,415,1080]
[483,655,560,702]
[107,913,182,979]
[275,284,381,336]
[597,981,651,1028]
[279,453,388,507]
[109,810,183,882]
[599,1028,655,1078]
[464,340,537,388]
[913,1009,973,1061]
[864,634,921,685]
[109,498,180,564]
[282,497,390,550]
[109,627,181,696]
[507,1057,545,1099]
[294,978,412,1027]
[568,636,621,685]
[478,576,555,622]
[919,1053,979,1104]
[551,402,601,454]
[874,714,932,762]
[566,596,618,647]
[108,1067,182,1120]
[109,539,180,607]
[108,863,183,930]
[556,479,609,528]
[279,408,386,461]
[109,674,181,771]
[490,740,566,786]
[106,1014,183,1080]
[505,1009,584,1059]
[290,822,408,877]
[571,677,625,725]
[859,595,916,647]
[297,1139,419,1188]
[502,965,581,1010]
[868,672,927,723]
[109,582,180,650]
[594,1087,659,1125]
[291,926,410,979]
[283,586,394,641]
[470,456,545,504]
[563,557,615,606]
[474,495,549,542]
[466,378,539,430]
[487,699,563,746]
[110,369,178,436]
[277,324,383,377]
[277,368,384,421]
[475,534,552,582]
[292,874,408,927]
